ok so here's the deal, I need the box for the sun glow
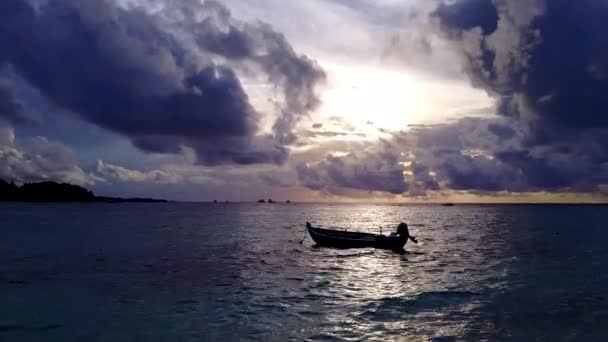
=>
[318,63,424,136]
[308,59,496,140]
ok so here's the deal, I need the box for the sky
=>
[0,0,607,203]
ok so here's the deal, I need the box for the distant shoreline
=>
[0,180,167,203]
[2,180,606,204]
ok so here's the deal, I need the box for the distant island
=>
[257,198,292,204]
[0,180,167,203]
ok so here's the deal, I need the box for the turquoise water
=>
[1,203,607,341]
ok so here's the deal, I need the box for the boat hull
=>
[306,225,407,251]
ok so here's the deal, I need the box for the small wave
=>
[431,336,458,342]
[359,291,480,321]
[309,280,331,289]
[333,251,375,258]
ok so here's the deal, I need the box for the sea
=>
[1,203,607,341]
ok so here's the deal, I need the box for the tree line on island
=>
[0,180,167,203]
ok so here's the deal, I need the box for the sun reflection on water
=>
[292,205,515,340]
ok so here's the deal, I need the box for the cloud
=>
[162,0,326,143]
[258,171,295,188]
[0,127,97,186]
[296,114,608,196]
[433,0,608,131]
[0,86,28,125]
[266,0,608,198]
[410,161,440,194]
[407,116,608,194]
[283,0,602,197]
[296,140,408,195]
[302,130,366,139]
[0,126,15,146]
[434,0,499,35]
[487,122,516,140]
[327,116,357,132]
[96,160,181,184]
[0,0,324,165]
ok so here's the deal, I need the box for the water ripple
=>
[1,203,607,341]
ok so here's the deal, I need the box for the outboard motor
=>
[397,222,409,237]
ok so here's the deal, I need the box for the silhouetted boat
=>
[305,222,407,251]
[442,202,454,206]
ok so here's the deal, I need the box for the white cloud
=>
[0,127,98,186]
[96,160,182,184]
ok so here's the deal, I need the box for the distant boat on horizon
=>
[442,202,454,206]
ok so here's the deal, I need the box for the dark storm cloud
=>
[296,114,607,196]
[0,0,324,165]
[296,141,408,195]
[410,117,608,194]
[171,0,325,144]
[434,0,498,34]
[189,135,288,165]
[0,87,21,122]
[406,117,525,193]
[433,0,608,131]
[0,87,29,125]
[411,162,440,191]
[487,122,516,140]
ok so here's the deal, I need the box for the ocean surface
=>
[1,203,607,341]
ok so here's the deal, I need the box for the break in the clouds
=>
[0,0,324,165]
[297,0,608,197]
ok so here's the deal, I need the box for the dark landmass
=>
[256,198,292,204]
[0,180,167,203]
